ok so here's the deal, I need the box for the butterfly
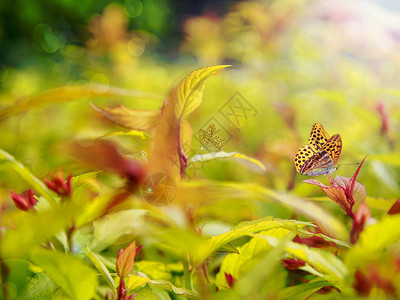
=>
[294,123,342,176]
[199,123,225,152]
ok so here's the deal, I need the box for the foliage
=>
[1,0,400,299]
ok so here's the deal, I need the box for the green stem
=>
[183,253,191,290]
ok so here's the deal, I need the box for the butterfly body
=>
[294,123,342,176]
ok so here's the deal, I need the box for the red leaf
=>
[304,179,350,213]
[388,198,400,215]
[70,141,145,191]
[116,241,141,278]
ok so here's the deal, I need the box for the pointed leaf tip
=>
[174,65,231,119]
[116,241,140,278]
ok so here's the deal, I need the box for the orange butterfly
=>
[294,123,342,176]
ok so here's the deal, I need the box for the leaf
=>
[116,241,139,278]
[305,174,367,215]
[135,261,172,280]
[90,209,147,252]
[148,279,200,299]
[0,204,76,258]
[30,248,98,300]
[75,192,114,228]
[179,181,347,239]
[0,148,58,205]
[304,178,350,213]
[191,151,266,172]
[346,214,400,270]
[216,226,296,289]
[125,274,150,292]
[245,183,348,239]
[0,84,162,121]
[277,279,332,300]
[71,172,100,205]
[91,103,160,131]
[148,65,229,177]
[136,284,169,300]
[388,198,400,215]
[196,218,311,264]
[100,129,149,139]
[233,237,287,298]
[21,272,58,300]
[296,229,350,248]
[265,236,347,285]
[85,248,117,297]
[174,65,230,119]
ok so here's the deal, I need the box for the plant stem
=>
[183,253,192,290]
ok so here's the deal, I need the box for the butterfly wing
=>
[300,150,335,175]
[199,123,224,151]
[321,134,342,164]
[212,135,224,151]
[294,145,316,173]
[308,123,330,151]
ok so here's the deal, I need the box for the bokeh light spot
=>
[127,37,145,57]
[124,0,143,18]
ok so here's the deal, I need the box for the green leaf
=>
[136,284,169,300]
[75,192,114,228]
[216,226,296,288]
[233,237,288,298]
[71,171,100,205]
[125,274,150,292]
[148,280,200,299]
[266,236,347,286]
[346,214,400,270]
[277,279,331,300]
[21,272,58,300]
[173,65,230,119]
[30,248,98,300]
[191,151,266,172]
[196,218,311,264]
[136,261,172,280]
[85,248,117,297]
[90,209,147,252]
[91,103,160,131]
[0,204,76,258]
[0,148,58,205]
[0,85,161,120]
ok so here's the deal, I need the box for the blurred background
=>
[0,0,399,210]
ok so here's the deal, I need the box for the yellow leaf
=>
[174,65,230,119]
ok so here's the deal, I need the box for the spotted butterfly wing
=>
[199,123,225,152]
[321,134,342,164]
[294,145,315,173]
[294,123,342,176]
[308,123,330,151]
